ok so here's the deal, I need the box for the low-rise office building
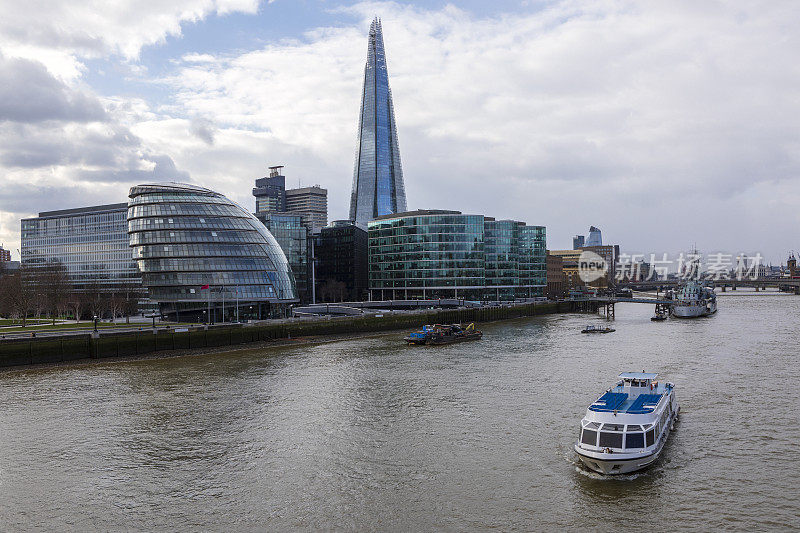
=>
[368,210,546,301]
[550,245,619,290]
[21,203,141,293]
[546,252,564,298]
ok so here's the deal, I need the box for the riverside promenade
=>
[0,301,572,368]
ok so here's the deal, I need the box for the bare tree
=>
[123,289,139,323]
[39,260,70,325]
[107,293,126,324]
[0,269,35,326]
[83,281,103,319]
[68,295,84,323]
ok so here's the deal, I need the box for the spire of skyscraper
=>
[349,18,407,227]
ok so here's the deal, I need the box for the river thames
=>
[1,291,798,531]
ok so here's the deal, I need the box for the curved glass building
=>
[128,183,297,321]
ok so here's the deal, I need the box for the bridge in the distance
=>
[619,278,800,292]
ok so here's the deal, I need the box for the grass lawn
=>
[0,319,51,326]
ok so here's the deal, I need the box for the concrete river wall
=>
[0,301,572,368]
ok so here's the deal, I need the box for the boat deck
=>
[589,383,670,414]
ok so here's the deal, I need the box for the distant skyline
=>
[1,1,799,264]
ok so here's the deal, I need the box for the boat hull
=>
[575,406,679,475]
[575,448,660,475]
[426,332,482,345]
[672,301,717,318]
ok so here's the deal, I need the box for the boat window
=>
[625,433,644,449]
[646,429,655,447]
[601,423,624,432]
[584,422,601,430]
[626,425,642,432]
[581,429,598,446]
[642,424,653,430]
[599,432,623,448]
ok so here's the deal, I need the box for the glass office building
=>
[257,212,309,304]
[21,203,142,292]
[349,18,407,227]
[586,226,603,247]
[368,210,486,300]
[516,224,547,298]
[314,221,369,302]
[128,183,297,321]
[368,210,546,301]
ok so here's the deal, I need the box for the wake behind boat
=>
[574,372,679,475]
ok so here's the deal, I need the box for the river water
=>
[1,291,798,531]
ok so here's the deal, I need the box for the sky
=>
[1,0,799,265]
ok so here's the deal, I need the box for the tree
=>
[107,293,126,324]
[0,269,35,326]
[39,260,70,325]
[83,281,103,319]
[123,289,139,323]
[68,295,84,322]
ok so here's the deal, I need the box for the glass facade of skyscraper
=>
[368,210,546,301]
[586,226,602,247]
[21,203,141,291]
[128,183,297,321]
[349,18,407,227]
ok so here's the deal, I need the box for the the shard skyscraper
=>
[349,18,407,227]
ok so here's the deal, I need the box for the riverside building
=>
[314,221,369,302]
[252,166,327,303]
[21,203,142,292]
[368,210,546,301]
[256,212,310,303]
[128,182,297,321]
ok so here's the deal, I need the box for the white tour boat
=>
[672,280,717,318]
[574,372,679,475]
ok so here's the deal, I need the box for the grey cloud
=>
[0,182,122,215]
[0,54,106,123]
[0,122,140,169]
[77,154,190,183]
[191,118,216,145]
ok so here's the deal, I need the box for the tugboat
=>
[650,310,668,321]
[672,280,717,317]
[404,323,482,345]
[581,325,616,334]
[574,372,679,475]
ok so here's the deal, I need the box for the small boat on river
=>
[581,325,615,334]
[574,372,679,475]
[651,311,668,321]
[404,323,482,345]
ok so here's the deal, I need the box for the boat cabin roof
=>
[619,372,657,380]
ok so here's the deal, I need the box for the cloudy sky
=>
[1,0,799,264]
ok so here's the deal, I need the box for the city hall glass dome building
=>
[128,183,297,321]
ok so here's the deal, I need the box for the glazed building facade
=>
[128,183,297,321]
[21,203,142,292]
[368,210,546,301]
